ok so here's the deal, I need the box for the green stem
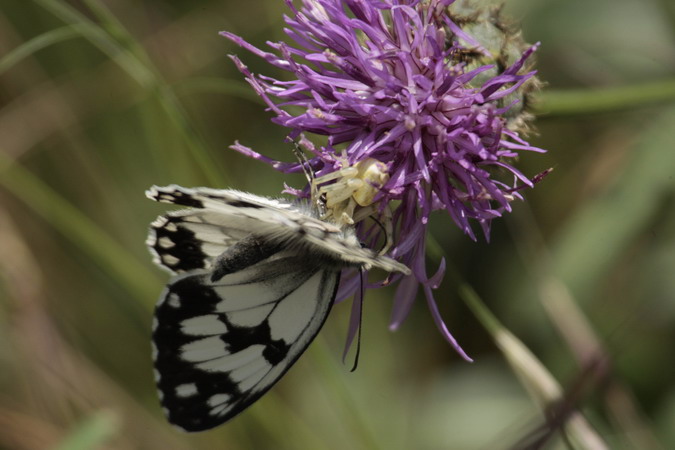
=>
[456,283,503,337]
[535,78,675,116]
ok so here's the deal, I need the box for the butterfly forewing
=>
[146,185,410,275]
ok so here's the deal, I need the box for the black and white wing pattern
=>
[146,185,409,432]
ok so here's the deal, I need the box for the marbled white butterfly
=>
[147,184,410,431]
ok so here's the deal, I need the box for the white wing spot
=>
[175,383,199,398]
[181,315,227,336]
[229,355,271,384]
[158,237,175,248]
[207,393,231,408]
[167,293,181,308]
[195,345,264,372]
[150,216,168,228]
[210,403,232,416]
[214,286,278,311]
[234,363,272,393]
[226,304,274,327]
[181,335,227,362]
[153,369,161,382]
[163,254,179,266]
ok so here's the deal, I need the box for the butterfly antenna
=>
[350,270,365,372]
[369,215,390,255]
[291,141,315,185]
[291,141,327,214]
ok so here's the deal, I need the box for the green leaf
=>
[0,26,82,75]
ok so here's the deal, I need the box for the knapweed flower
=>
[222,0,546,360]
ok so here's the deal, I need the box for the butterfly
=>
[146,184,410,432]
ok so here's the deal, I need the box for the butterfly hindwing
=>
[153,252,340,432]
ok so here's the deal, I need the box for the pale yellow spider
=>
[310,157,394,255]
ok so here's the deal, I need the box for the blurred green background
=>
[1,0,674,449]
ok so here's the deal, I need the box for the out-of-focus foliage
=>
[1,0,673,449]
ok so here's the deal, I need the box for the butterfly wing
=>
[153,252,339,432]
[146,185,300,274]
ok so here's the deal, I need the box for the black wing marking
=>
[152,254,339,432]
[146,212,240,273]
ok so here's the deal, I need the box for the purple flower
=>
[222,0,546,360]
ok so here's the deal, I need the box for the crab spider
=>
[311,157,394,255]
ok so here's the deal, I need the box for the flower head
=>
[223,0,546,360]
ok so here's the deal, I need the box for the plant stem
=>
[535,79,675,116]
